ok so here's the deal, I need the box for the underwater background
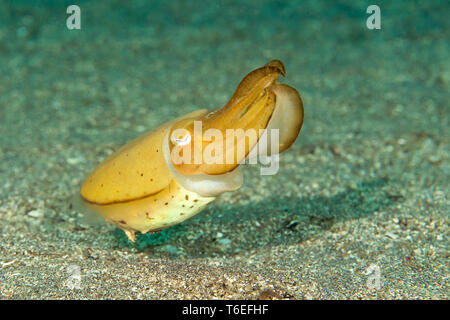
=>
[0,0,448,299]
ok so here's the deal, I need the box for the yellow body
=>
[81,110,206,205]
[80,60,304,242]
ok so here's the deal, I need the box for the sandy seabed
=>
[0,0,448,299]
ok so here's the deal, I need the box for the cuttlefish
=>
[80,60,304,242]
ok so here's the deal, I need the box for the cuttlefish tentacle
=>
[221,59,285,110]
[79,60,304,242]
[167,59,303,176]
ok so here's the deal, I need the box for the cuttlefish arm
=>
[167,60,304,176]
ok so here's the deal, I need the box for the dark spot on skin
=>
[150,178,153,182]
[182,204,185,207]
[180,213,185,216]
[101,184,103,187]
[193,199,198,202]
[119,220,127,225]
[171,195,174,199]
[190,205,194,209]
[154,199,157,202]
[156,149,159,152]
[140,173,143,177]
[165,202,168,205]
[185,195,189,200]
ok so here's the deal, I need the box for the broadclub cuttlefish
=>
[79,60,304,242]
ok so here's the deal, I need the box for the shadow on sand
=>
[114,177,399,257]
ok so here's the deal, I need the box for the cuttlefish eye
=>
[171,129,191,146]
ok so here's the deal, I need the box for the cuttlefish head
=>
[163,60,304,195]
